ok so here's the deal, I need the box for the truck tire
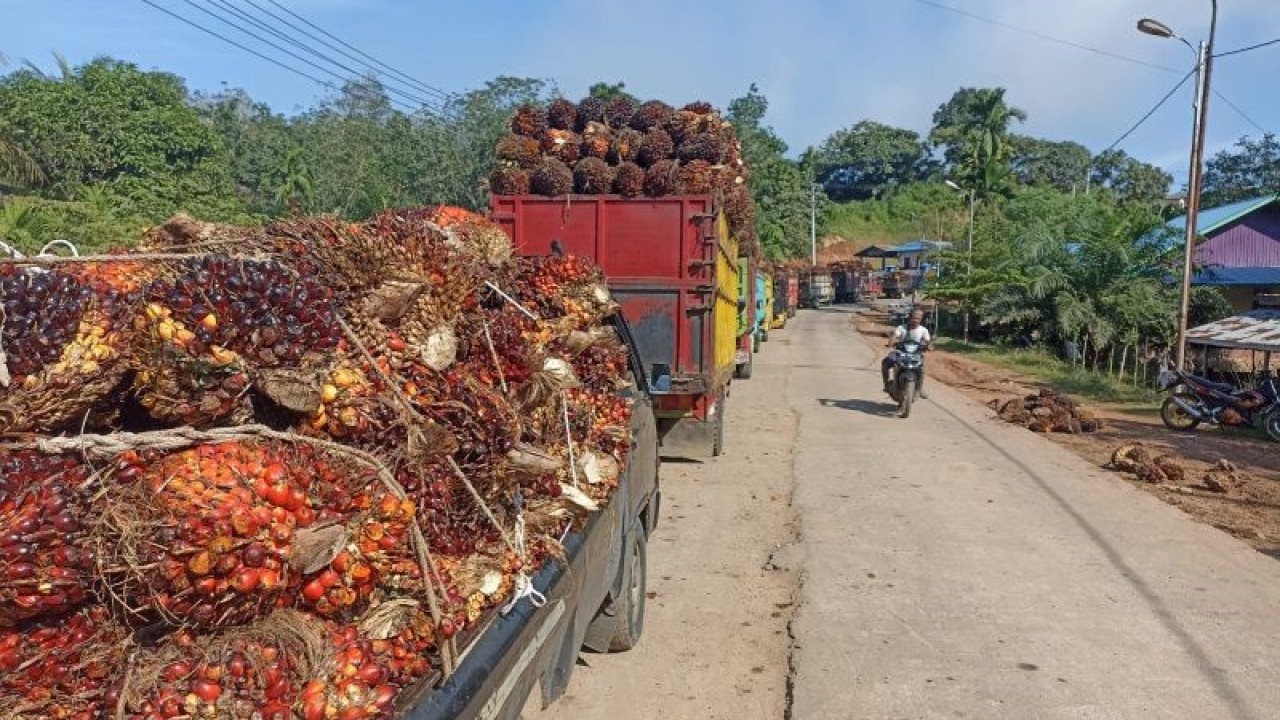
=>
[603,527,648,652]
[712,393,726,457]
[735,352,753,380]
[752,331,760,354]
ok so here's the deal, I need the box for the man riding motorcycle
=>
[883,309,934,399]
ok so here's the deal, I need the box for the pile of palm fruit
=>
[0,206,634,719]
[987,388,1103,434]
[490,95,759,251]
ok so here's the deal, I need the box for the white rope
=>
[481,321,509,393]
[500,509,546,615]
[39,239,80,257]
[561,390,580,488]
[484,281,539,321]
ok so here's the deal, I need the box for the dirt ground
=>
[856,309,1280,559]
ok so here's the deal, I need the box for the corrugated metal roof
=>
[1166,195,1280,236]
[1192,266,1280,286]
[888,240,951,254]
[1188,310,1280,351]
[854,245,896,257]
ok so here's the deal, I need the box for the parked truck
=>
[756,269,772,343]
[735,256,758,379]
[770,272,789,330]
[800,269,833,308]
[491,194,739,458]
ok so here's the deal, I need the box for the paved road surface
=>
[527,308,1280,720]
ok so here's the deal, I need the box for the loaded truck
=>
[800,269,833,308]
[735,256,757,379]
[756,270,772,343]
[491,194,739,458]
[771,273,789,330]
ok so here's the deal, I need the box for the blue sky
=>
[3,0,1279,187]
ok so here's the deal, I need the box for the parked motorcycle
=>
[1157,364,1280,441]
[887,340,926,418]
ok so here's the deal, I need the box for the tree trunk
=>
[1119,344,1130,385]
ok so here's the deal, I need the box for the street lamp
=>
[1137,2,1217,372]
[946,179,976,342]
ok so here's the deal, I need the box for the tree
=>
[1089,149,1172,206]
[196,88,294,215]
[0,54,44,190]
[272,146,313,214]
[727,84,810,259]
[0,58,242,221]
[929,87,1026,198]
[1009,136,1091,193]
[1202,133,1280,206]
[587,82,637,103]
[806,121,934,201]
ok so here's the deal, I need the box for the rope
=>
[484,281,539,321]
[500,493,546,615]
[561,391,580,488]
[481,321,509,393]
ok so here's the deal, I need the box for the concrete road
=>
[526,308,1280,720]
[790,308,1280,720]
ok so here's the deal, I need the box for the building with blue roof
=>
[1157,194,1280,311]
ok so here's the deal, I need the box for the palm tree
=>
[272,146,314,215]
[0,54,45,189]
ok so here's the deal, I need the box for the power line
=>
[257,0,456,104]
[909,0,1181,74]
[1216,37,1280,58]
[200,0,446,113]
[1103,68,1196,152]
[1211,89,1270,135]
[172,0,440,114]
[139,0,341,94]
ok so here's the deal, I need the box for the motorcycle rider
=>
[883,308,934,398]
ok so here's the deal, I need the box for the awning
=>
[854,245,895,258]
[1186,310,1280,352]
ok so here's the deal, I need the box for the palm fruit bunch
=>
[602,97,636,128]
[609,128,643,164]
[0,605,128,720]
[0,451,96,627]
[613,162,645,197]
[574,97,607,129]
[134,257,342,426]
[546,97,578,131]
[489,167,531,195]
[99,441,379,628]
[629,100,674,132]
[679,159,716,194]
[509,104,547,137]
[644,159,682,197]
[637,127,675,167]
[126,612,323,720]
[530,158,573,196]
[0,265,136,434]
[573,157,614,194]
[495,134,541,169]
[580,122,612,159]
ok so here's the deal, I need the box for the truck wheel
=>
[608,529,648,651]
[752,332,760,354]
[735,352,753,380]
[712,394,726,457]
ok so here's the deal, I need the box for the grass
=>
[935,338,1162,406]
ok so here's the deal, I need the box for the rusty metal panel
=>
[1187,310,1280,351]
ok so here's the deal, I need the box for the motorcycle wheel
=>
[1160,393,1202,431]
[899,378,915,419]
[1263,409,1280,443]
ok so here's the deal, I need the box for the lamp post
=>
[1137,2,1217,372]
[946,180,976,342]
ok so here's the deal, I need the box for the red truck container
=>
[490,195,740,458]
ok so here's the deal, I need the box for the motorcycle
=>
[1157,363,1280,441]
[887,340,926,418]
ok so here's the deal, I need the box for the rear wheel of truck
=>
[608,528,648,651]
[735,351,753,380]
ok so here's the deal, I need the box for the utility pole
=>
[1176,39,1212,372]
[810,183,818,266]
